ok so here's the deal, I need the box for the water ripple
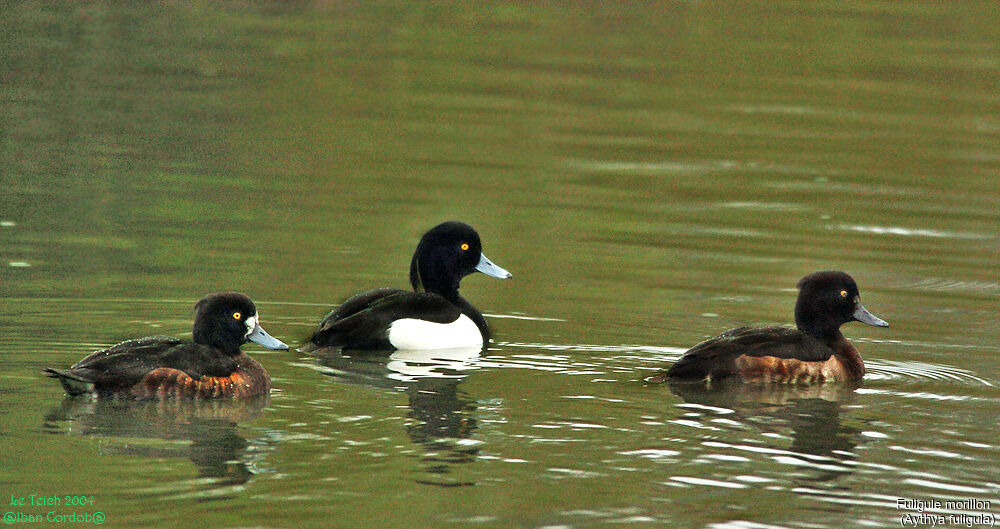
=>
[864,360,994,386]
[667,476,747,489]
[563,158,743,174]
[834,224,994,240]
[792,487,999,517]
[903,478,1000,495]
[618,449,681,459]
[900,278,1000,294]
[856,388,988,403]
[708,521,791,529]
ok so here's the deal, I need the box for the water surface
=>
[2,2,998,528]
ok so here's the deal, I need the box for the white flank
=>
[387,314,483,350]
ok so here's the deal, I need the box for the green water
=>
[2,2,998,528]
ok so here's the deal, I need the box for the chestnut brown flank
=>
[127,354,270,399]
[732,335,865,383]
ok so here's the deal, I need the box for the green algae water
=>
[2,2,998,528]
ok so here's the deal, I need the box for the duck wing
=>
[304,289,462,351]
[44,336,239,394]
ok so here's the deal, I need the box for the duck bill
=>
[247,322,289,350]
[853,304,889,327]
[476,253,512,279]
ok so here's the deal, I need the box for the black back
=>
[304,289,466,350]
[55,337,242,391]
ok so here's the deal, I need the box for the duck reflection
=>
[43,396,270,485]
[312,346,484,486]
[666,380,864,482]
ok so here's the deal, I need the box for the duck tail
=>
[644,356,711,383]
[664,358,711,380]
[42,368,95,396]
[643,370,671,384]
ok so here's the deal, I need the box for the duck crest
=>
[409,248,461,301]
[409,251,426,293]
[410,253,424,292]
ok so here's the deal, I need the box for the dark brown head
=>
[794,271,888,339]
[192,292,288,354]
[408,221,511,300]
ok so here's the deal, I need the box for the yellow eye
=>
[233,312,241,319]
[839,290,848,298]
[460,243,469,251]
